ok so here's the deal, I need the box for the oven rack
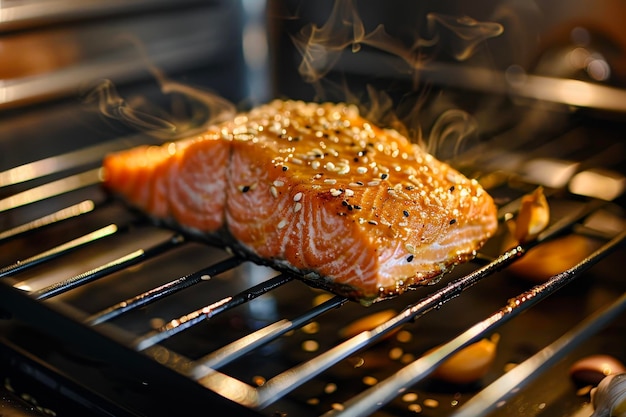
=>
[1,143,625,417]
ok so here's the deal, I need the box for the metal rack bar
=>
[133,273,295,351]
[87,256,244,325]
[31,233,185,300]
[451,290,626,417]
[325,228,626,417]
[0,200,95,242]
[0,224,120,278]
[190,295,347,376]
[249,198,606,408]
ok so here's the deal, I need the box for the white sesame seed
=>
[293,192,303,202]
[405,243,415,254]
[325,161,336,171]
[294,202,302,213]
[273,180,284,187]
[356,166,368,174]
[367,180,380,186]
[277,219,288,229]
[270,186,278,198]
[311,160,321,169]
[324,179,337,185]
[330,188,342,197]
[344,189,354,197]
[291,157,303,165]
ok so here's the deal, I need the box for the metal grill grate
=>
[0,129,625,417]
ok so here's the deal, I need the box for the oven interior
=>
[1,1,626,416]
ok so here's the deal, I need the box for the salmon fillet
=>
[103,100,498,303]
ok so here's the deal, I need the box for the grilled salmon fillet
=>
[103,100,498,303]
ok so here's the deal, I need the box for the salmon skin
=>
[103,100,498,304]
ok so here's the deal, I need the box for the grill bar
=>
[133,273,294,351]
[0,169,101,213]
[87,256,244,325]
[0,224,120,278]
[326,228,626,417]
[0,135,153,188]
[31,233,185,300]
[451,290,626,417]
[0,200,95,242]
[246,197,607,408]
[191,295,347,375]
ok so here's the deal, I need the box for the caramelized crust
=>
[103,100,498,302]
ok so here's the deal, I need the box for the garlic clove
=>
[514,186,550,243]
[507,233,593,282]
[570,355,626,386]
[430,334,500,385]
[591,373,626,417]
[339,309,398,339]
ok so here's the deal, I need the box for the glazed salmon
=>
[103,100,498,303]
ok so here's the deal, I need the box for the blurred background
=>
[0,0,625,156]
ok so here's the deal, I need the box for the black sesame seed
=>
[405,185,415,191]
[407,255,414,262]
[368,220,378,225]
[449,185,455,192]
[450,219,457,225]
[282,166,288,171]
[381,173,389,180]
[353,205,362,210]
[354,157,359,162]
[241,185,250,193]
[348,205,353,211]
[403,210,409,217]
[356,181,364,186]
[342,200,349,206]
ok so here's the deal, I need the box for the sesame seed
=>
[291,157,303,165]
[367,180,380,186]
[449,185,455,192]
[356,166,368,174]
[403,210,409,217]
[405,243,415,254]
[344,189,354,197]
[450,219,457,225]
[381,173,389,180]
[342,200,349,206]
[330,188,342,197]
[294,202,302,213]
[277,219,288,229]
[324,179,337,185]
[407,255,414,262]
[368,220,378,225]
[270,186,278,198]
[293,192,303,202]
[325,161,336,171]
[273,180,284,187]
[311,160,321,169]
[283,166,288,171]
[239,185,250,193]
[353,205,362,210]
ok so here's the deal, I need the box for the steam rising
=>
[85,80,178,135]
[290,0,505,160]
[84,34,236,139]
